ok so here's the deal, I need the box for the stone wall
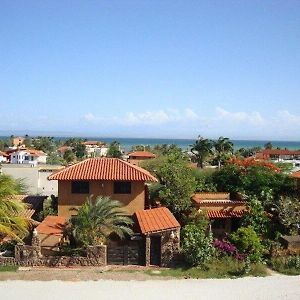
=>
[0,245,107,267]
[160,229,180,267]
[145,229,181,267]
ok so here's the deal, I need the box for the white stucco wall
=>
[0,164,61,196]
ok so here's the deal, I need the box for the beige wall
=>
[128,157,152,166]
[58,180,146,218]
[196,202,246,212]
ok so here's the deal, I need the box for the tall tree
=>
[191,136,213,168]
[107,141,122,158]
[71,196,133,246]
[214,136,234,169]
[264,142,273,150]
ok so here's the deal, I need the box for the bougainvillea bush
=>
[213,238,245,261]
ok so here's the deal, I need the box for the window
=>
[114,181,131,194]
[71,181,89,194]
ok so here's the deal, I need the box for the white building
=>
[0,164,62,196]
[0,151,8,163]
[84,141,109,157]
[10,149,47,166]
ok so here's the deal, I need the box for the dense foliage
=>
[230,226,264,263]
[181,224,215,267]
[107,141,122,158]
[0,175,30,242]
[71,196,133,246]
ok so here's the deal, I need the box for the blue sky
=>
[0,0,300,140]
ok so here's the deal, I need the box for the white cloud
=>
[277,110,300,125]
[82,108,201,126]
[216,107,265,125]
[83,113,97,122]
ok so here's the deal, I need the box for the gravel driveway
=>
[1,275,299,300]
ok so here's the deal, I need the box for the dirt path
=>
[1,274,300,300]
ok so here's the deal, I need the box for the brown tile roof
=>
[192,193,231,204]
[128,151,156,158]
[260,149,300,156]
[57,146,73,153]
[292,171,300,179]
[36,216,67,235]
[83,141,105,146]
[48,158,157,182]
[207,210,246,219]
[135,207,180,234]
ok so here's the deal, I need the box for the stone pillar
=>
[87,245,107,266]
[160,229,180,267]
[31,228,42,258]
[145,235,151,266]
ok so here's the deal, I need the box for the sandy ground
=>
[0,268,299,300]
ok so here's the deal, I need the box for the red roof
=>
[207,210,246,219]
[192,193,230,204]
[36,216,67,235]
[128,151,156,158]
[292,171,300,179]
[48,158,157,182]
[135,207,180,234]
[260,149,300,156]
[83,141,105,146]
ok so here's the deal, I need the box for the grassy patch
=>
[145,258,268,279]
[271,256,300,275]
[0,265,18,272]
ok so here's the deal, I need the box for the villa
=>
[35,157,180,266]
[192,192,247,237]
[127,150,156,166]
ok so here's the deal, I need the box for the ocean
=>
[59,137,300,151]
[1,136,300,151]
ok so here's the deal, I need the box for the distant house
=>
[83,141,108,157]
[192,192,247,236]
[1,164,61,195]
[0,151,9,163]
[9,149,47,166]
[11,136,25,148]
[127,151,156,166]
[256,149,300,161]
[57,145,73,157]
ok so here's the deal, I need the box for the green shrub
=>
[230,226,264,263]
[271,256,300,275]
[181,224,215,267]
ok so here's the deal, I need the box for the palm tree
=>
[0,175,30,242]
[71,196,133,246]
[191,136,213,168]
[214,136,234,169]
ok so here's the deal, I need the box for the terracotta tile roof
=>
[48,158,157,182]
[207,210,246,219]
[57,146,73,153]
[192,193,230,204]
[292,171,300,179]
[36,216,67,235]
[83,141,105,146]
[135,207,180,234]
[128,151,156,158]
[197,199,246,205]
[260,149,300,156]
